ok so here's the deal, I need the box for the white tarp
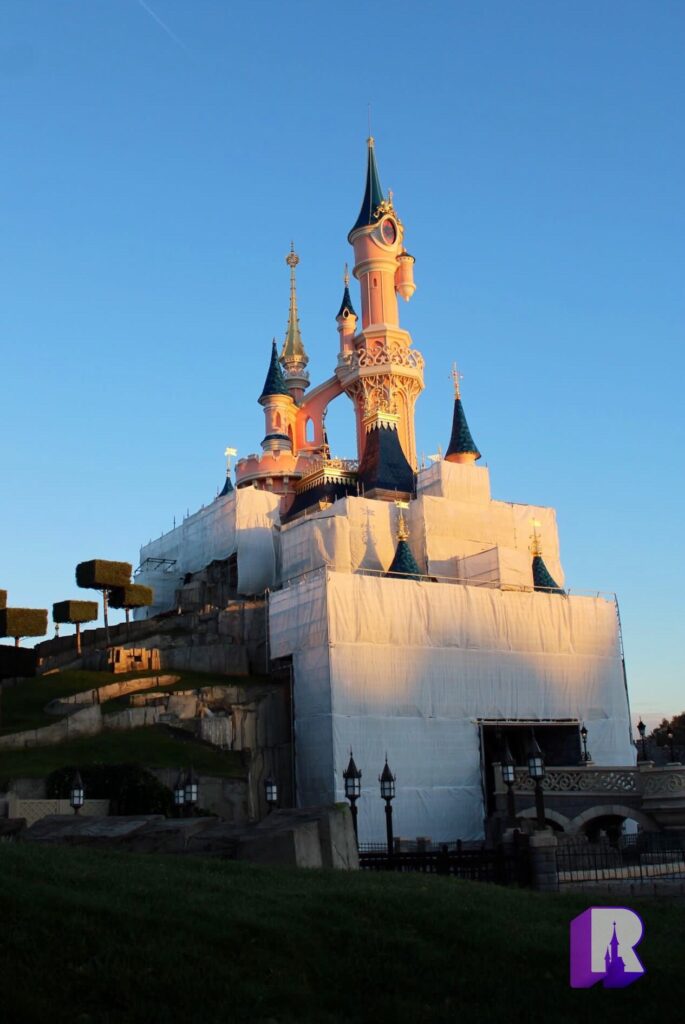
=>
[136,487,279,614]
[269,570,634,842]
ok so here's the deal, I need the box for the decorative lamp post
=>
[580,723,590,763]
[379,757,396,858]
[500,740,517,828]
[173,770,186,817]
[264,776,279,813]
[70,771,85,815]
[667,729,676,763]
[184,767,198,814]
[343,751,362,842]
[526,735,547,830]
[637,719,648,761]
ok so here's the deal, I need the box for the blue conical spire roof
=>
[336,284,356,319]
[446,397,481,461]
[350,138,384,236]
[259,340,290,402]
[532,555,565,595]
[386,539,422,580]
[218,474,234,498]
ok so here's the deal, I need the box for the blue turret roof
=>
[357,423,415,497]
[446,397,481,460]
[350,139,384,236]
[336,284,356,320]
[532,555,565,595]
[218,474,234,498]
[386,539,422,580]
[259,340,290,402]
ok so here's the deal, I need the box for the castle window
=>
[306,418,315,443]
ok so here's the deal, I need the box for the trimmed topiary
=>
[75,560,132,590]
[0,590,7,610]
[108,585,153,609]
[0,607,48,644]
[53,600,99,624]
[46,763,174,816]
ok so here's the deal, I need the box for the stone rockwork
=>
[20,804,359,870]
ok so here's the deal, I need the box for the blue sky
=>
[1,2,683,727]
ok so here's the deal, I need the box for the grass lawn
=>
[0,668,266,735]
[0,843,681,1024]
[0,725,246,783]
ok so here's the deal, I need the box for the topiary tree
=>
[75,560,133,643]
[53,600,99,655]
[108,584,154,626]
[0,607,48,647]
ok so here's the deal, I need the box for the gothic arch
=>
[518,807,570,832]
[568,804,659,834]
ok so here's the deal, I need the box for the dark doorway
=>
[480,721,582,815]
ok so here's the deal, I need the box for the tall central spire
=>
[279,242,309,403]
[349,137,385,237]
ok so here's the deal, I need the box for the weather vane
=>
[450,362,463,399]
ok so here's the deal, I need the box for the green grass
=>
[0,725,247,783]
[0,843,682,1024]
[0,668,266,735]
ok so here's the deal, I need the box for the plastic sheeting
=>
[136,487,280,614]
[269,570,634,842]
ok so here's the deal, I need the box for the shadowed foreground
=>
[0,844,681,1023]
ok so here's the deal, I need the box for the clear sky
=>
[1,2,683,729]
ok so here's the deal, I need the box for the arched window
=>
[305,418,315,444]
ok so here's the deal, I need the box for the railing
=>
[557,832,685,884]
[359,837,530,886]
[492,763,685,798]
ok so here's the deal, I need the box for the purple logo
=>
[570,907,645,988]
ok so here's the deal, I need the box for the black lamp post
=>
[184,767,198,815]
[500,740,517,828]
[637,719,648,761]
[70,770,85,815]
[343,751,362,842]
[173,770,186,817]
[667,729,676,762]
[580,723,590,763]
[379,757,396,858]
[264,776,278,813]
[527,734,547,830]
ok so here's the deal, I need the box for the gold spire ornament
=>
[344,263,350,287]
[224,447,238,473]
[395,500,410,541]
[530,518,542,557]
[281,243,307,364]
[451,362,463,399]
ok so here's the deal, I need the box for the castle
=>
[137,139,635,842]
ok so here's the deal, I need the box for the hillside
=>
[0,843,681,1023]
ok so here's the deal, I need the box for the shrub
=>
[108,584,154,609]
[46,763,174,816]
[75,560,132,590]
[52,600,99,624]
[0,608,48,639]
[0,589,6,610]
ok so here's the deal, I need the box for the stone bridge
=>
[493,763,685,834]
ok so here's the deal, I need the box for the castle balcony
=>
[491,762,685,834]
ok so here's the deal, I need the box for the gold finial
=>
[286,242,299,270]
[530,518,542,557]
[343,263,349,287]
[395,500,410,541]
[224,446,237,473]
[451,362,463,399]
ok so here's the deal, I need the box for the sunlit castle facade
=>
[137,139,635,842]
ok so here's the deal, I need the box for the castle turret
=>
[280,244,309,404]
[445,365,481,464]
[357,401,415,499]
[530,520,565,595]
[336,264,357,358]
[259,339,295,453]
[386,505,422,580]
[337,137,424,472]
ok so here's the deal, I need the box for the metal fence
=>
[557,832,685,884]
[359,838,530,886]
